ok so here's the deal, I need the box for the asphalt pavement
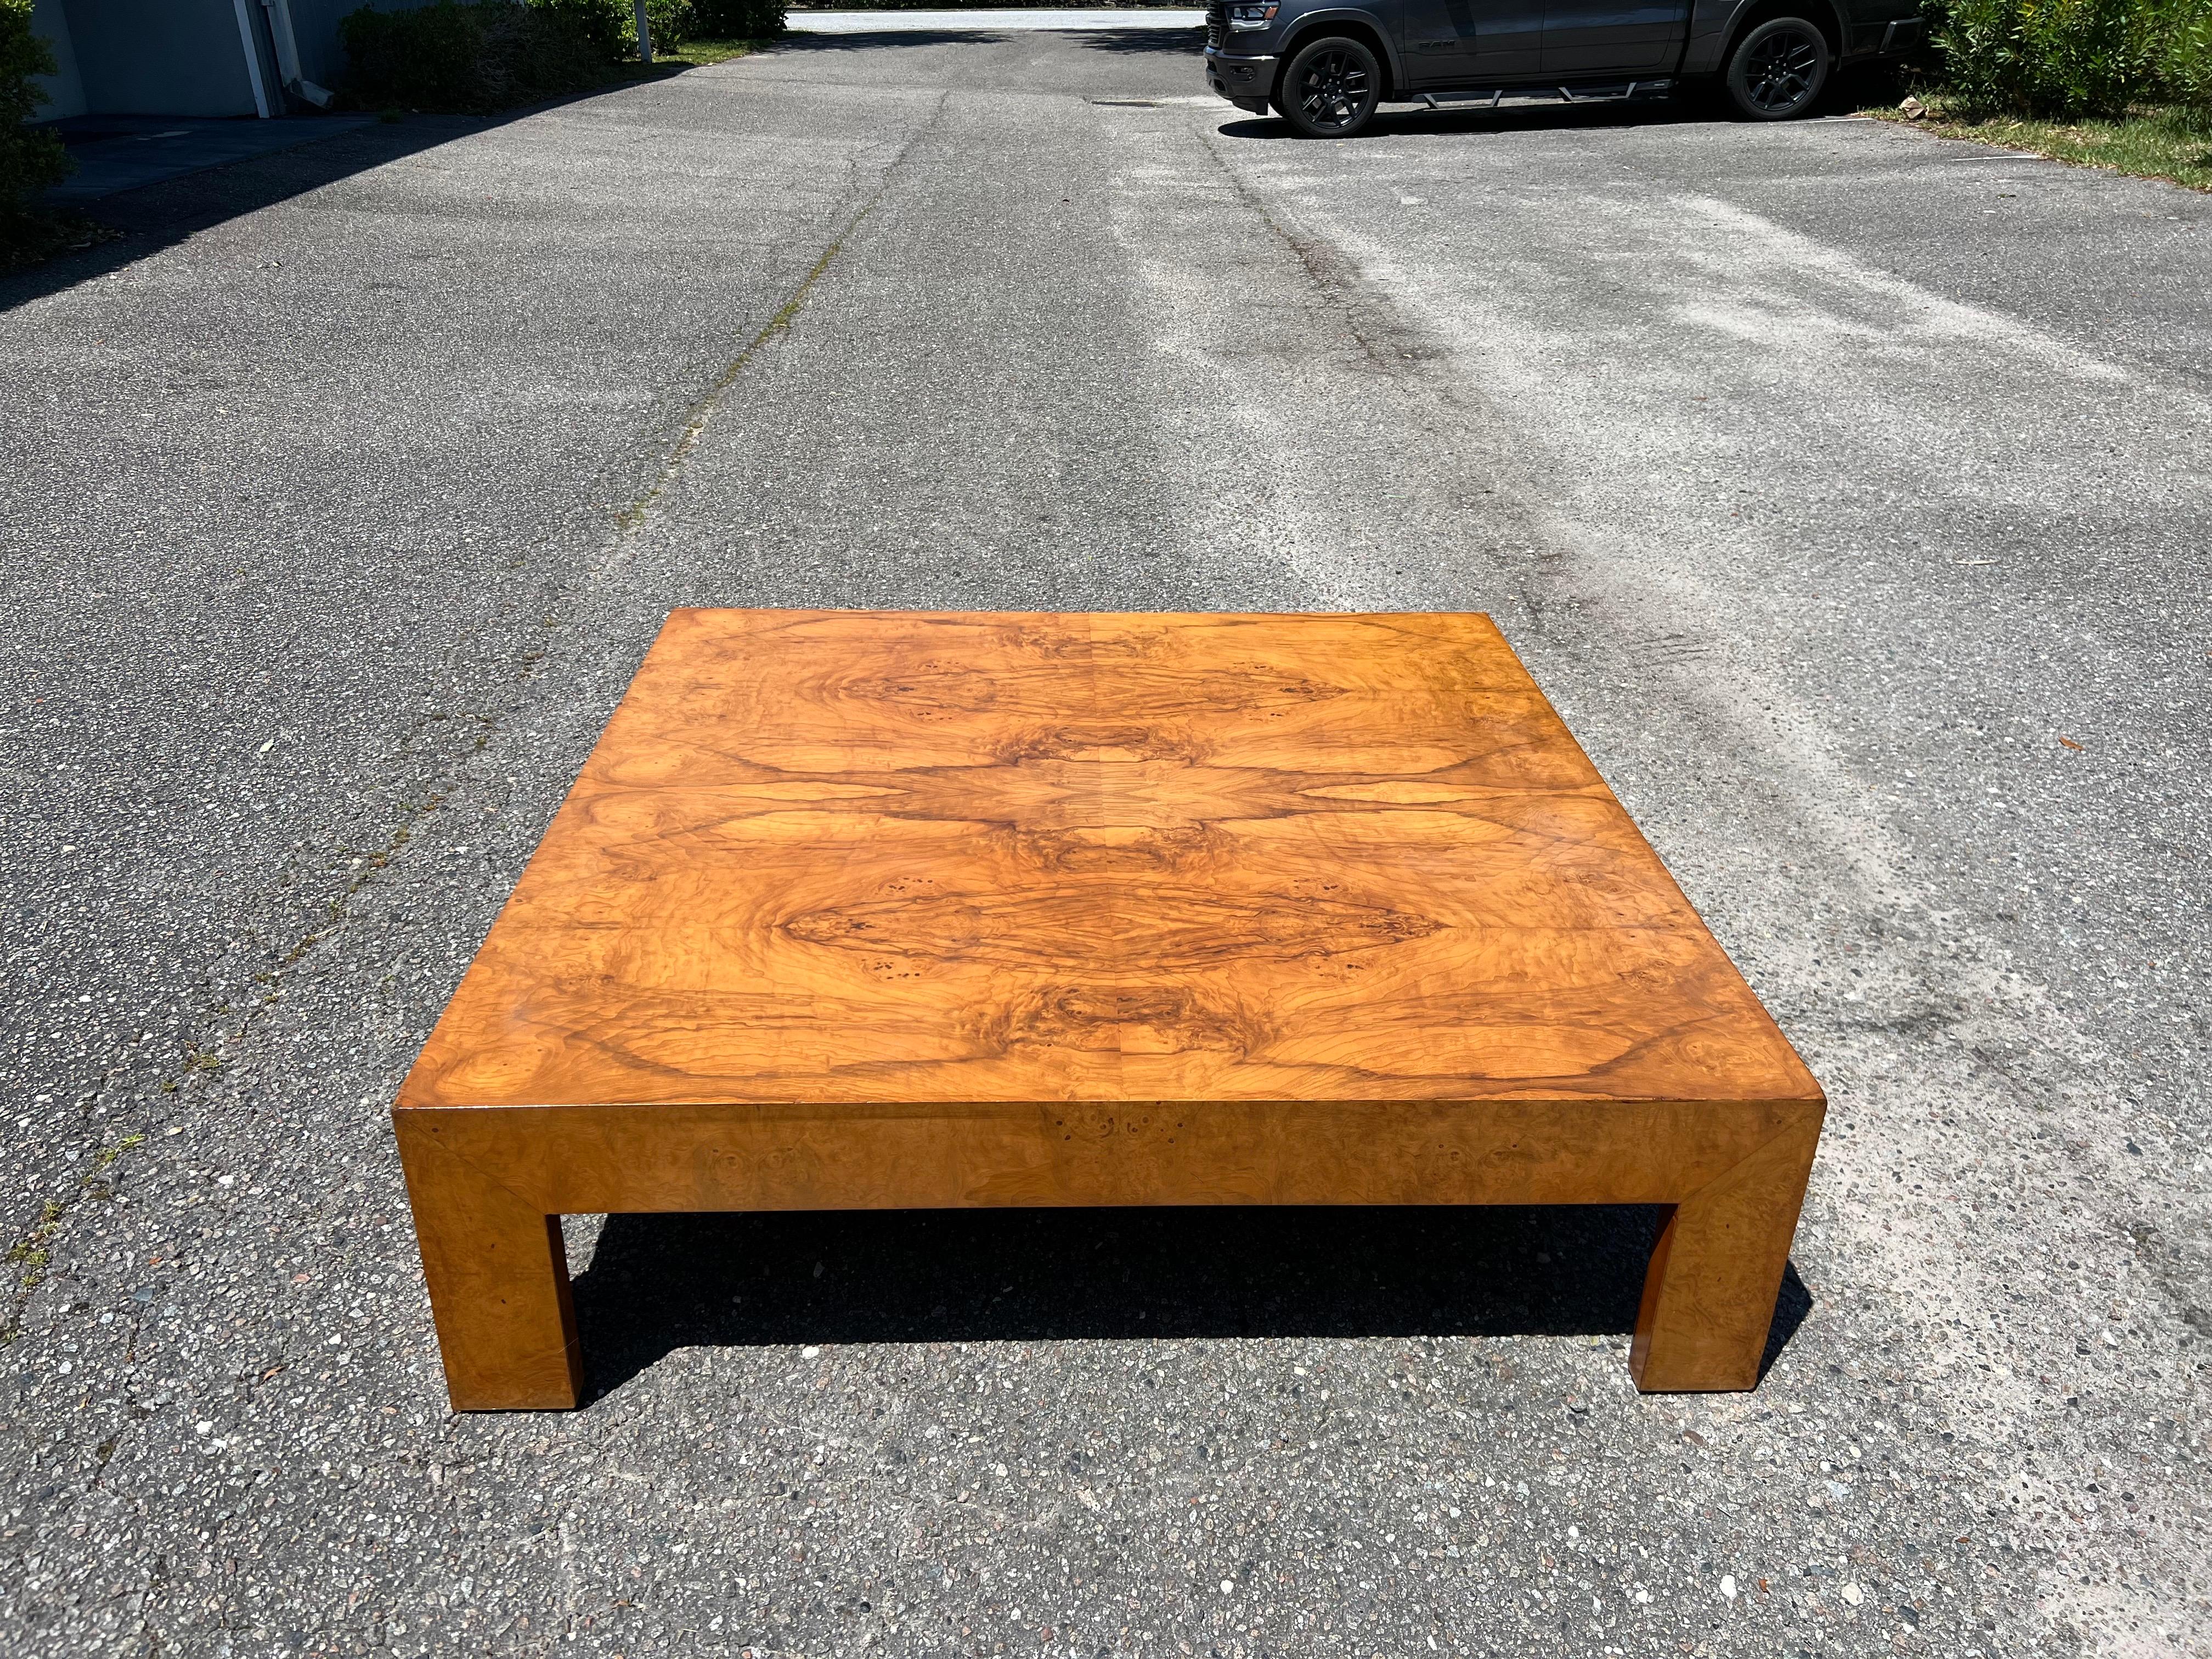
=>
[2,21,2207,1659]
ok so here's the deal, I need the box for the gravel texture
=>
[1,25,2207,1659]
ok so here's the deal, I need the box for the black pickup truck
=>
[1204,0,1925,134]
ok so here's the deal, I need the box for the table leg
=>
[1629,1113,1821,1391]
[396,1126,582,1410]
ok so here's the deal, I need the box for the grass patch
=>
[614,35,769,75]
[661,35,768,64]
[1865,93,2212,190]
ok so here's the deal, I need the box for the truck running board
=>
[1417,79,1676,110]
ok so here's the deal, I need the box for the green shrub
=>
[1,0,72,226]
[2151,0,2212,110]
[342,2,487,109]
[541,0,702,58]
[642,0,695,50]
[515,0,630,78]
[1934,0,2142,116]
[536,0,629,58]
[691,0,786,36]
[340,0,638,112]
[1927,0,2212,116]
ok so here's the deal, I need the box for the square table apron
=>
[396,611,1825,1409]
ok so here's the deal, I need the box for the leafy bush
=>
[1,0,72,227]
[2152,0,2212,110]
[776,0,1096,6]
[542,0,706,57]
[341,0,636,112]
[691,0,786,33]
[1934,0,2141,116]
[343,2,488,108]
[538,0,630,58]
[641,0,695,51]
[1928,0,2212,116]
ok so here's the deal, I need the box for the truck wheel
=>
[1276,36,1382,139]
[1724,17,1830,120]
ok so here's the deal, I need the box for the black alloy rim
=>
[1297,49,1372,130]
[1743,28,1820,112]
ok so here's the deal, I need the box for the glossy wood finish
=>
[396,611,1823,1409]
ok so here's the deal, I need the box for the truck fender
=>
[1679,0,1848,75]
[1276,7,1410,93]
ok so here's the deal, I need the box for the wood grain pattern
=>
[394,611,1824,1409]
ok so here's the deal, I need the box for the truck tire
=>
[1723,16,1831,120]
[1275,36,1383,139]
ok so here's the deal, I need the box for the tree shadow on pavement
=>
[0,105,613,315]
[1059,27,1206,54]
[570,1204,1813,1402]
[769,27,1015,49]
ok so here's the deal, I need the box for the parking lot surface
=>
[2,22,2207,1658]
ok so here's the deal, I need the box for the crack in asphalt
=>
[1186,120,1582,633]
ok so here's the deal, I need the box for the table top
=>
[399,611,1818,1112]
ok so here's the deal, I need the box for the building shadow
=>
[568,1204,1813,1402]
[2,50,821,315]
[3,106,578,314]
[0,26,1098,312]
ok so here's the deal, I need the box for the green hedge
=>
[340,0,637,111]
[2157,0,2212,105]
[781,1,1149,7]
[692,0,787,33]
[642,0,691,49]
[2,0,71,231]
[1926,0,2212,117]
[342,0,785,110]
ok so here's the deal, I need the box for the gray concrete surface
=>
[2,27,2208,1659]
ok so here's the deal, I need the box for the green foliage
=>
[691,0,787,34]
[535,0,712,58]
[536,0,629,58]
[338,0,786,109]
[1,0,73,228]
[1926,0,2212,116]
[340,0,645,113]
[342,2,488,109]
[0,0,55,128]
[641,0,696,52]
[1934,0,2142,116]
[2154,0,2212,109]
[770,0,1073,6]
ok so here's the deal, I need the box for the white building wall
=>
[55,0,261,117]
[28,0,87,121]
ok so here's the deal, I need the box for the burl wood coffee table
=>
[396,610,1823,1410]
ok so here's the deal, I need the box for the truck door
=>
[1398,0,1544,85]
[1538,0,1689,75]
